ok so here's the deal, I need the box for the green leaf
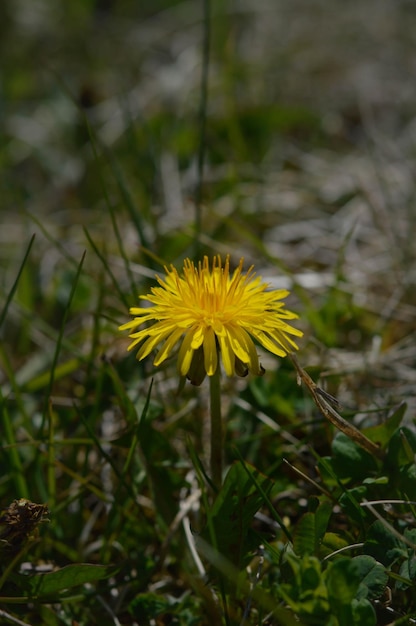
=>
[326,558,361,626]
[351,597,377,626]
[332,433,378,481]
[398,463,416,496]
[398,556,416,588]
[353,555,389,600]
[326,558,361,605]
[404,528,416,546]
[364,520,407,566]
[338,485,368,524]
[293,512,316,556]
[129,592,172,621]
[320,532,349,557]
[280,554,330,620]
[386,426,416,468]
[293,498,333,557]
[362,402,406,448]
[10,564,118,598]
[314,498,334,546]
[396,528,416,589]
[199,461,274,569]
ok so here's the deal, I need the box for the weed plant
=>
[1,1,416,625]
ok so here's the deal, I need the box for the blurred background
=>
[1,0,416,407]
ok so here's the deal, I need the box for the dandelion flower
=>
[119,255,303,385]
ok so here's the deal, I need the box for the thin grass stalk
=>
[26,213,78,267]
[234,449,293,543]
[0,388,28,499]
[83,113,151,256]
[0,343,29,423]
[39,251,86,435]
[47,398,56,509]
[0,234,35,330]
[83,228,130,309]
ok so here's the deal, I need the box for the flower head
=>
[119,255,303,385]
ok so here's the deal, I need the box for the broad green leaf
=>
[398,463,416,497]
[386,426,416,468]
[301,559,322,591]
[364,520,407,566]
[396,529,416,589]
[327,558,361,626]
[315,498,333,546]
[130,592,172,621]
[280,554,329,620]
[10,564,118,598]
[316,455,342,490]
[339,485,368,524]
[320,532,349,557]
[293,499,333,556]
[351,597,377,626]
[404,528,416,545]
[326,558,360,605]
[362,402,406,448]
[353,555,388,600]
[293,512,315,556]
[332,433,378,481]
[398,556,416,589]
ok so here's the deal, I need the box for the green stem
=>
[209,366,223,489]
[0,390,28,499]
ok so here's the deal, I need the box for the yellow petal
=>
[203,327,218,376]
[190,325,205,350]
[250,329,287,357]
[217,333,235,376]
[136,329,170,361]
[177,331,196,376]
[153,328,184,366]
[119,319,141,332]
[229,326,260,373]
[225,325,250,362]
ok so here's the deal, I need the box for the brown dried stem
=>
[289,353,385,461]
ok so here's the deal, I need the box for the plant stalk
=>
[289,353,385,461]
[209,366,223,488]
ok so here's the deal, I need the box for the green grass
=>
[1,1,416,624]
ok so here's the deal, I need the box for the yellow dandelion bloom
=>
[119,255,303,385]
